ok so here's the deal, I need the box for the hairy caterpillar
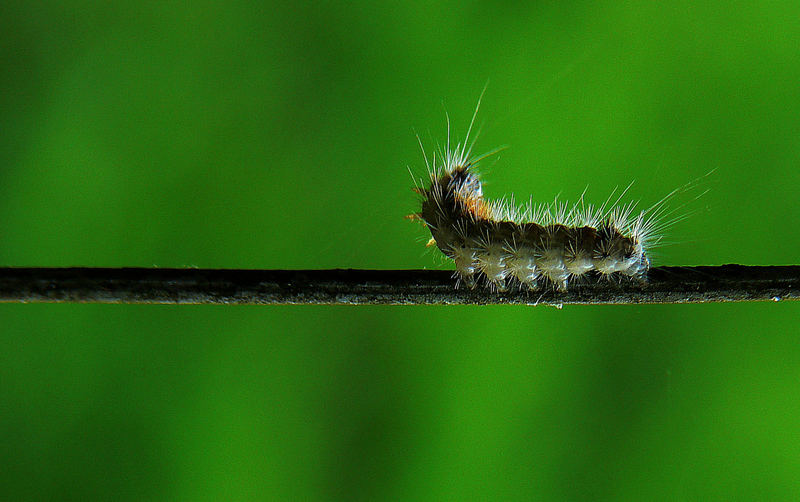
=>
[409,96,699,292]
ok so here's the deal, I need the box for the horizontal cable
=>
[0,266,797,305]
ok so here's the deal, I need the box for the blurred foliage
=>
[1,1,799,500]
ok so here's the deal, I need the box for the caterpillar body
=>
[410,99,686,292]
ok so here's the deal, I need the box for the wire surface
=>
[0,266,797,305]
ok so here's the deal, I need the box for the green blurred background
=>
[2,1,800,500]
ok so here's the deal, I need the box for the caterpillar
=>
[409,96,697,292]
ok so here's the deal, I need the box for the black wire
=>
[0,266,797,305]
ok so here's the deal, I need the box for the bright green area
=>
[2,2,800,500]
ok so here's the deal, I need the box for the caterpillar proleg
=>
[409,94,701,292]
